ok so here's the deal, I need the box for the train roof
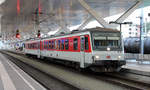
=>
[25,27,120,42]
[81,27,120,33]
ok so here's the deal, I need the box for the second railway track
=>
[1,50,150,90]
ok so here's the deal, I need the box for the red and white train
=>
[24,27,126,72]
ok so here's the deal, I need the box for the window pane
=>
[52,41,54,49]
[49,41,51,49]
[73,38,78,50]
[61,40,64,50]
[58,40,61,50]
[65,39,69,50]
[85,37,89,50]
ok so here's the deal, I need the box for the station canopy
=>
[0,0,150,41]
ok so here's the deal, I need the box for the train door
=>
[80,36,85,68]
[37,41,41,58]
[22,42,25,52]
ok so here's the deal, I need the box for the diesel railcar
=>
[24,27,126,72]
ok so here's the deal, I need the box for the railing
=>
[125,53,150,61]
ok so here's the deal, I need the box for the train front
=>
[90,31,126,72]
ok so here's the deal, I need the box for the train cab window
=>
[61,40,64,50]
[65,39,69,50]
[73,38,78,50]
[85,37,89,50]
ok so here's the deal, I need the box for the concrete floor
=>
[0,53,46,90]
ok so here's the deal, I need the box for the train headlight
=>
[95,56,99,59]
[107,47,110,51]
[118,56,121,59]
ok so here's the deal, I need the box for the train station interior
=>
[0,0,150,90]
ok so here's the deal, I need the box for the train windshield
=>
[92,32,122,51]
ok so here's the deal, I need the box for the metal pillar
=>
[55,21,71,35]
[140,8,144,59]
[115,0,143,23]
[78,0,113,28]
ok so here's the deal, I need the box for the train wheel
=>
[75,64,84,72]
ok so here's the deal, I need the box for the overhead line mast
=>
[17,0,20,15]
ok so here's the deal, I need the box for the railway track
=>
[92,73,150,90]
[1,50,150,90]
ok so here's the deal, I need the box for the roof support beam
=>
[78,0,113,28]
[55,21,71,35]
[77,16,93,30]
[115,0,143,23]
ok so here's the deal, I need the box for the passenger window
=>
[44,41,46,49]
[65,39,69,50]
[28,44,29,49]
[52,41,54,49]
[61,40,64,50]
[58,40,61,50]
[47,41,49,49]
[85,37,89,50]
[73,38,78,50]
[33,43,34,49]
[49,41,51,49]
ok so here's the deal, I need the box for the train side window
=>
[61,40,64,50]
[33,43,34,49]
[73,38,78,50]
[31,44,32,49]
[34,43,36,49]
[56,40,58,50]
[49,41,51,49]
[46,41,49,49]
[38,42,40,49]
[36,43,38,49]
[58,40,61,50]
[65,39,69,50]
[85,37,89,50]
[52,41,55,49]
[28,44,29,49]
[35,43,36,49]
[55,40,57,49]
[44,41,46,49]
[35,43,38,49]
[29,44,30,49]
[33,43,36,49]
[32,43,34,49]
[31,43,34,49]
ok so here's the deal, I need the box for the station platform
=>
[0,53,46,90]
[122,60,150,76]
